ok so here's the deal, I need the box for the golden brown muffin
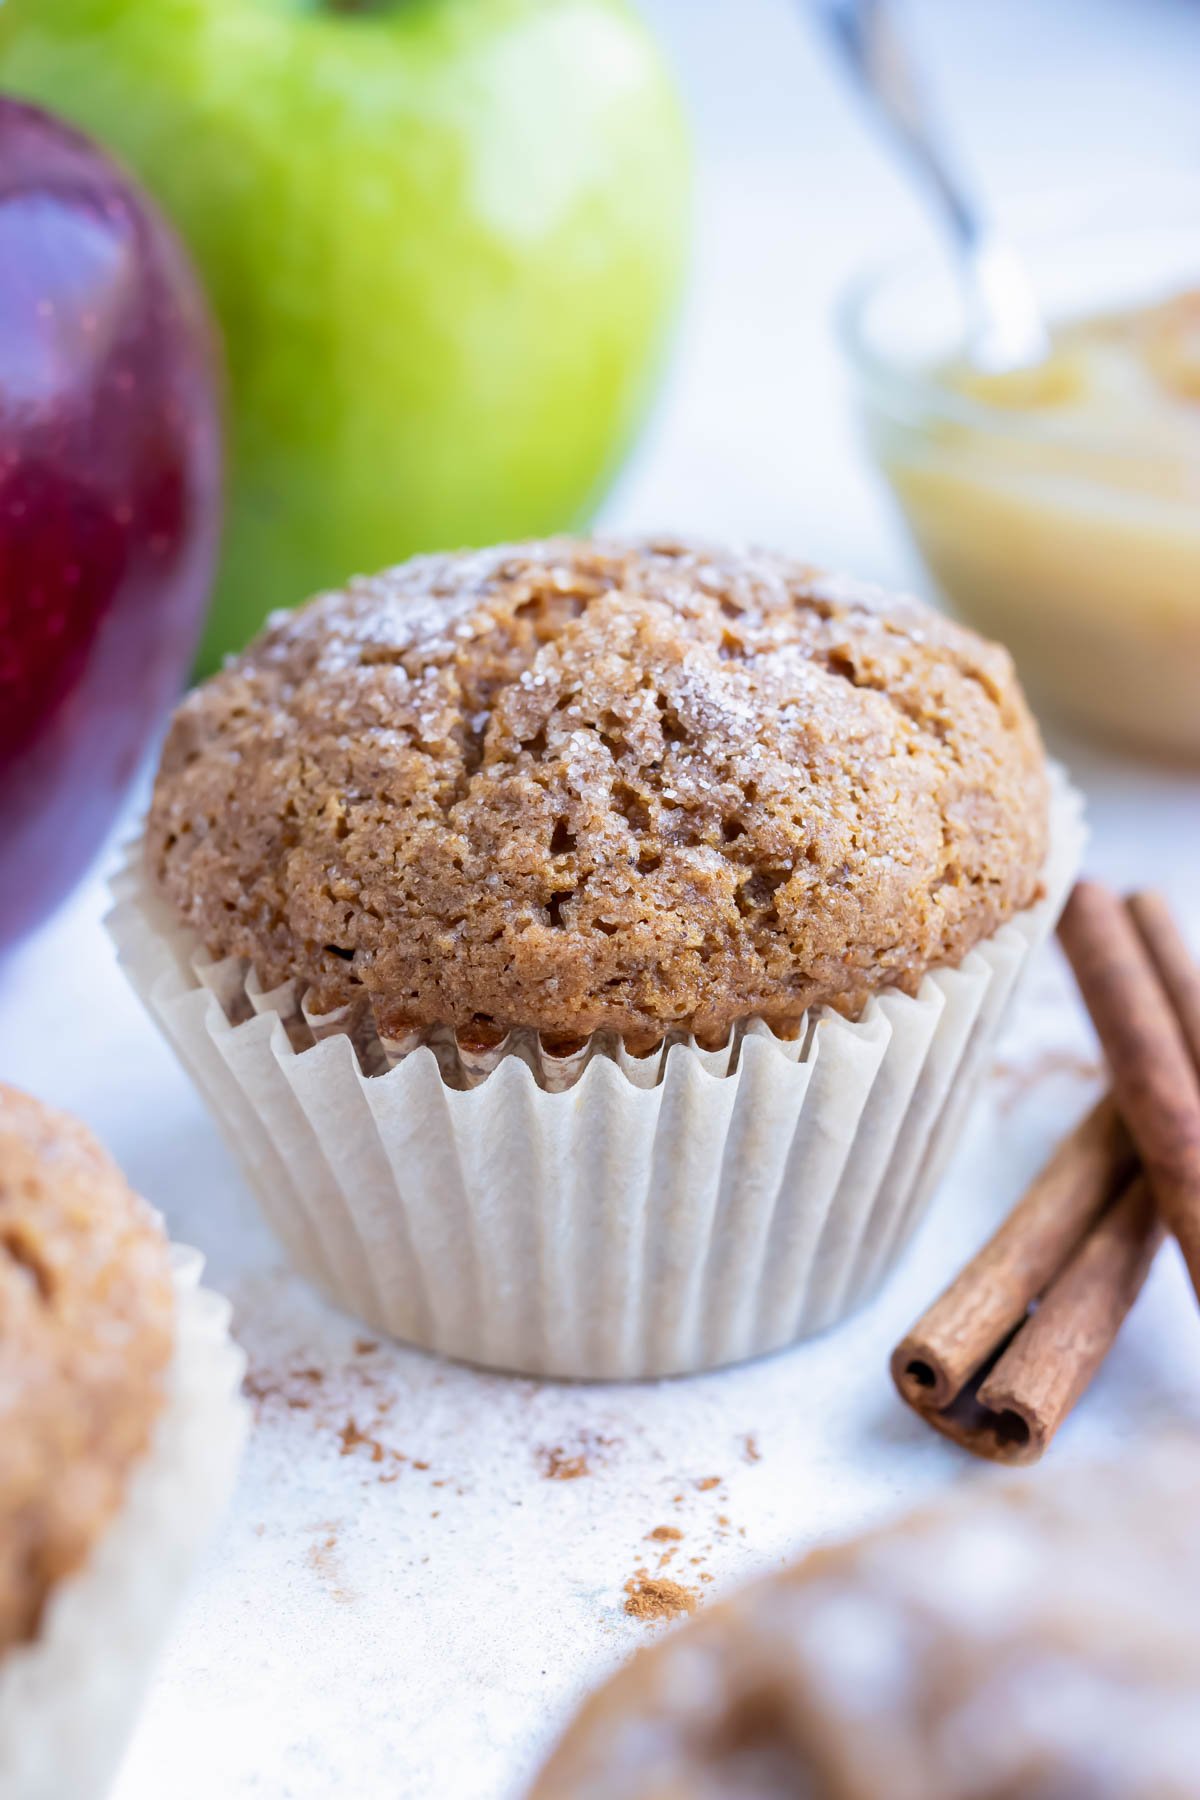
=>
[531,1442,1200,1800]
[0,1086,174,1653]
[147,539,1049,1049]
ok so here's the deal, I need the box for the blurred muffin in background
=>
[531,1439,1200,1799]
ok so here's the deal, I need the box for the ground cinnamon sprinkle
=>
[991,1049,1104,1114]
[339,1418,385,1463]
[623,1569,698,1624]
[645,1525,683,1542]
[742,1434,761,1463]
[243,1350,437,1487]
[537,1432,616,1480]
[306,1527,354,1606]
[244,1365,325,1412]
[540,1447,589,1480]
[694,1476,722,1492]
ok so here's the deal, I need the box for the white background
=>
[3,3,1200,1796]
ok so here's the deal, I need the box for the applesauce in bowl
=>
[840,189,1200,760]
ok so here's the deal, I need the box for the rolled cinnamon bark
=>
[893,883,1200,1465]
[896,1172,1160,1466]
[891,1096,1134,1413]
[974,1176,1163,1464]
[1059,882,1200,1305]
[1129,890,1200,1070]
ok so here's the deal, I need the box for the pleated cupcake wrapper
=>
[0,1247,247,1800]
[106,768,1084,1379]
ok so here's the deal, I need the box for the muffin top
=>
[0,1085,174,1654]
[147,539,1048,1049]
[531,1442,1200,1800]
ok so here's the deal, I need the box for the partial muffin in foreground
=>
[0,1086,244,1800]
[531,1440,1200,1799]
[0,1086,173,1655]
[113,540,1082,1378]
[146,539,1049,1050]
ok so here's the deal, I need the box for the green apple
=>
[0,0,689,669]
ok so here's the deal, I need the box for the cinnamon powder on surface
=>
[339,1418,386,1463]
[623,1568,698,1624]
[990,1049,1104,1114]
[243,1347,437,1487]
[537,1432,617,1480]
[540,1446,590,1481]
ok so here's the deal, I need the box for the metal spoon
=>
[814,0,1049,371]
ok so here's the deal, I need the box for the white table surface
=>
[4,3,1200,1795]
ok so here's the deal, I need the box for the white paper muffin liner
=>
[106,770,1083,1379]
[0,1246,247,1800]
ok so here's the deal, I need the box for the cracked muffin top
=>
[0,1085,174,1654]
[530,1442,1200,1800]
[146,538,1049,1049]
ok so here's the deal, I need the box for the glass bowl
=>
[839,184,1200,762]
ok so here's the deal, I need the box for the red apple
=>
[0,98,221,948]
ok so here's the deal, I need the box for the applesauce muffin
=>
[0,1087,245,1800]
[145,538,1049,1051]
[531,1441,1200,1799]
[0,1084,173,1652]
[115,538,1080,1378]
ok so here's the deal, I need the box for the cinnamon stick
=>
[972,1176,1163,1463]
[891,1095,1134,1412]
[890,1096,1152,1462]
[892,882,1200,1465]
[907,1176,1161,1465]
[1059,881,1200,1304]
[1128,890,1200,1069]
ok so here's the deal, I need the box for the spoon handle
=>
[814,0,1047,369]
